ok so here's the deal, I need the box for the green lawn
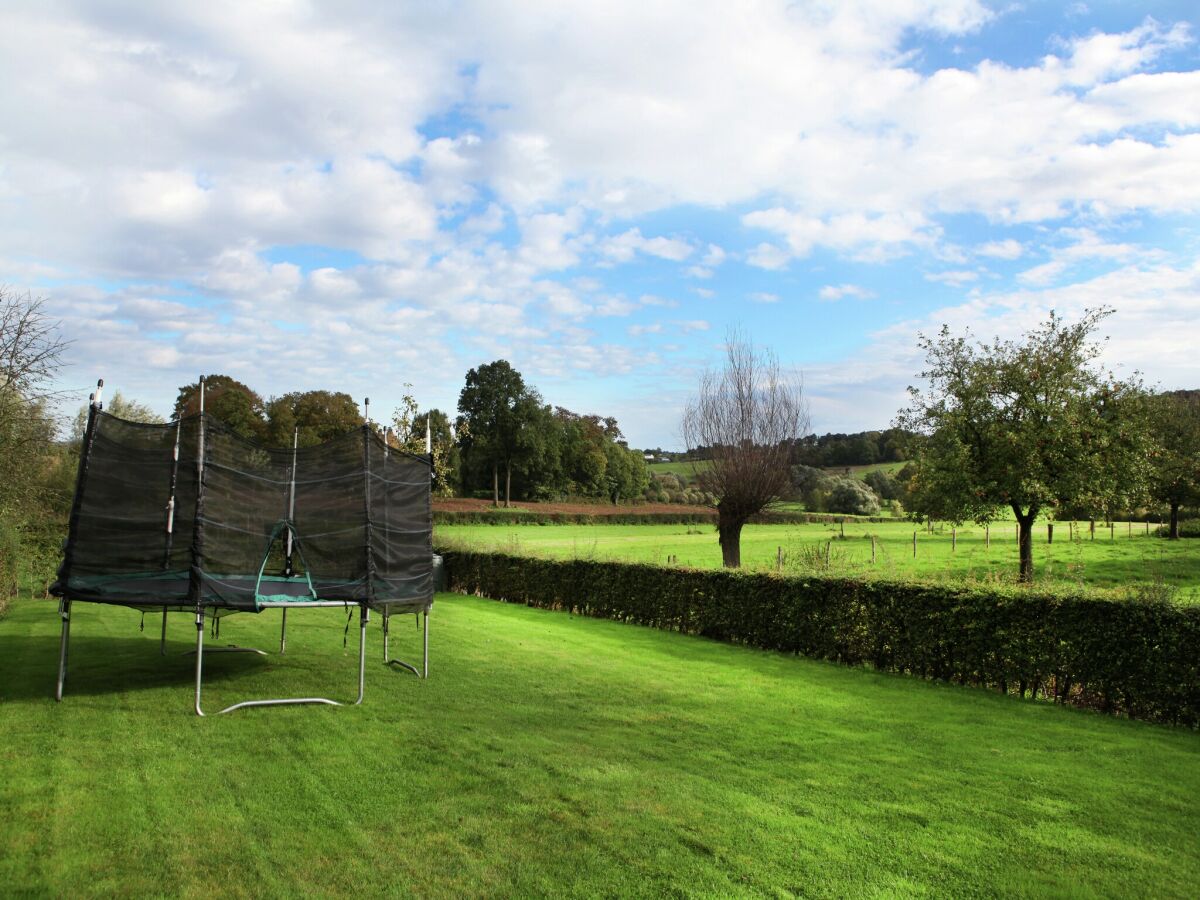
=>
[437,520,1200,600]
[648,458,710,480]
[2,592,1198,897]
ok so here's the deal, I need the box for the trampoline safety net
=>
[52,410,434,613]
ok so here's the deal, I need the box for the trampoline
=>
[51,378,435,715]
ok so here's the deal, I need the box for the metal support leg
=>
[55,600,71,701]
[183,610,266,657]
[383,610,389,662]
[161,607,168,655]
[356,605,367,705]
[280,608,287,655]
[385,608,428,679]
[197,603,367,715]
[194,610,206,717]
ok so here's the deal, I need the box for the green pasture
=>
[437,519,1200,600]
[2,592,1198,897]
[649,459,906,484]
[647,458,710,479]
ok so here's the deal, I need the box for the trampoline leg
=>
[55,600,71,702]
[355,605,367,706]
[280,608,287,655]
[383,610,389,662]
[194,610,206,717]
[161,607,168,655]
[384,609,428,678]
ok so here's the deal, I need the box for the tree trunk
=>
[1015,508,1036,582]
[717,507,744,568]
[504,461,511,508]
[1170,502,1180,540]
[492,463,499,507]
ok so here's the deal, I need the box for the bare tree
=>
[682,332,809,568]
[0,287,69,514]
[0,288,68,398]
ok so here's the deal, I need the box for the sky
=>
[2,0,1198,448]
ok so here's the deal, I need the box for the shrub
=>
[864,469,902,501]
[828,478,881,516]
[440,551,1200,727]
[653,473,682,493]
[1157,520,1200,539]
[0,517,19,617]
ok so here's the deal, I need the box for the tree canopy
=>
[456,360,540,506]
[174,375,267,440]
[1147,390,1200,539]
[265,390,363,447]
[897,308,1151,581]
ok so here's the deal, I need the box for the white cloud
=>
[743,209,937,262]
[0,2,1196,445]
[924,269,980,287]
[628,323,663,336]
[745,243,791,271]
[976,239,1024,260]
[748,292,780,304]
[818,284,876,301]
[600,228,694,263]
[1017,228,1142,286]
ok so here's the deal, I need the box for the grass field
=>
[2,592,1199,897]
[436,520,1200,600]
[648,459,906,484]
[647,458,711,479]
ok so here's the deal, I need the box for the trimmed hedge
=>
[441,550,1200,727]
[433,509,891,526]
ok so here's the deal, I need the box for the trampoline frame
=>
[52,378,435,715]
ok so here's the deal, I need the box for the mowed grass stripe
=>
[1,593,1198,897]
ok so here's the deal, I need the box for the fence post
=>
[871,535,876,564]
[913,531,917,558]
[1109,522,1114,541]
[952,526,956,551]
[1047,523,1053,544]
[776,546,782,572]
[1127,521,1132,539]
[1090,519,1095,540]
[840,518,845,538]
[985,523,990,548]
[825,541,831,566]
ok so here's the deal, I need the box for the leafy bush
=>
[0,517,20,617]
[1157,520,1200,539]
[828,478,881,516]
[864,469,903,501]
[441,551,1200,727]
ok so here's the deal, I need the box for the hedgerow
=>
[440,550,1200,727]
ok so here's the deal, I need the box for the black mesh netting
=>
[52,409,433,612]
